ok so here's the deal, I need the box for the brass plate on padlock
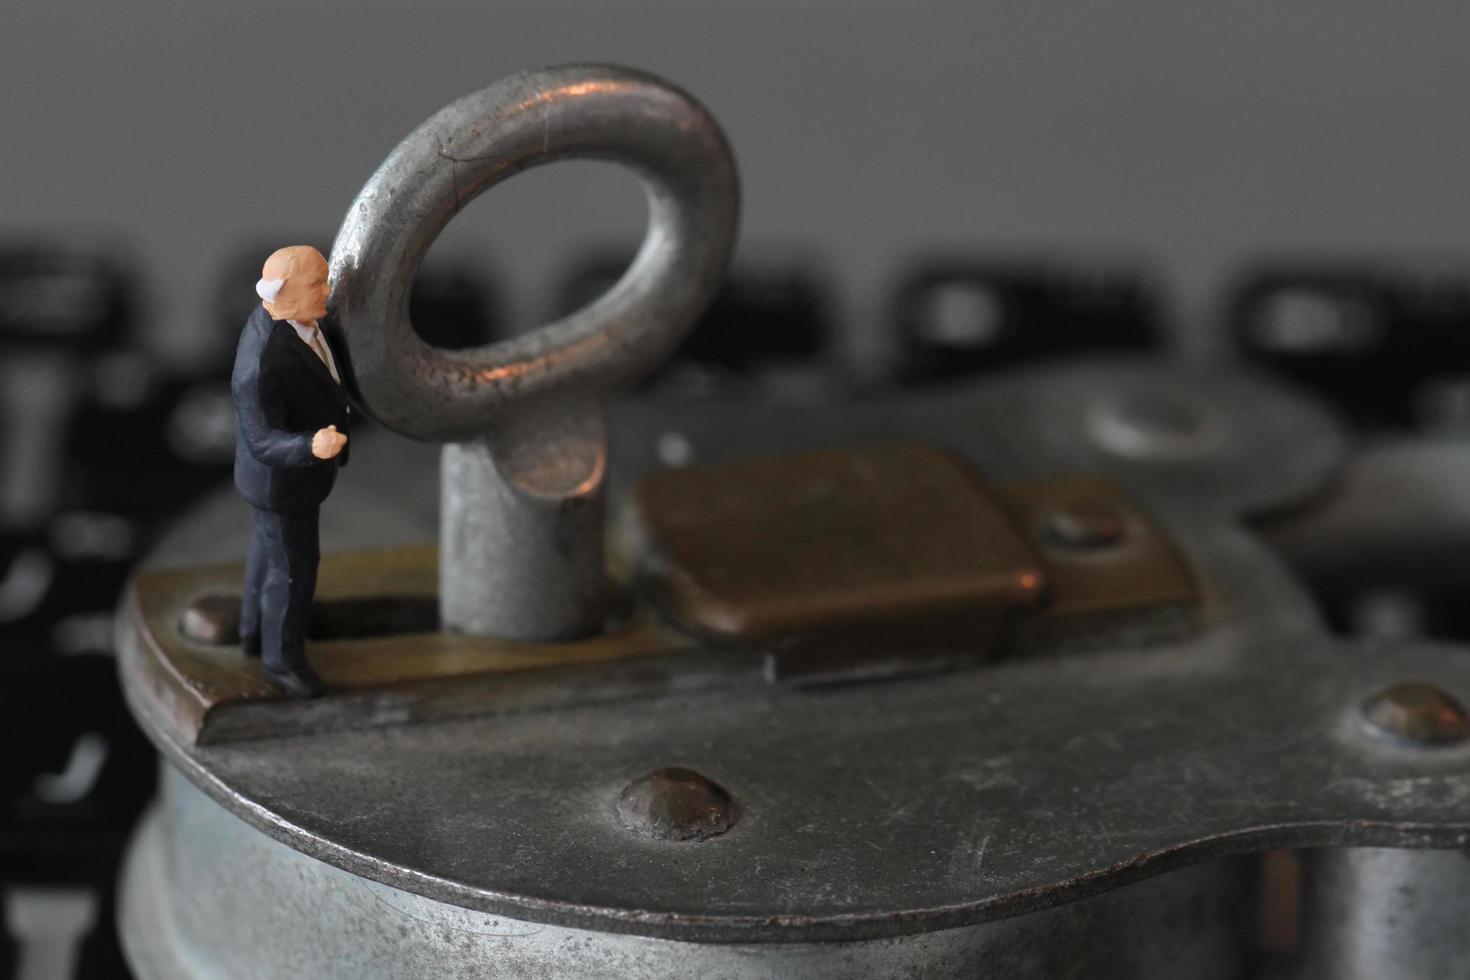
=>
[625,446,1203,679]
[126,545,710,745]
[624,444,1046,661]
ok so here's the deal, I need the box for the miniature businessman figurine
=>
[232,246,350,699]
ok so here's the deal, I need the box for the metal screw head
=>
[180,593,242,646]
[1041,501,1126,550]
[1363,682,1469,745]
[617,767,737,842]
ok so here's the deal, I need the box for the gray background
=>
[3,0,1468,366]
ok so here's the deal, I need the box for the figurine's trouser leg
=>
[240,522,267,643]
[252,506,321,669]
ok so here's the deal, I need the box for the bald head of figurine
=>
[256,246,330,324]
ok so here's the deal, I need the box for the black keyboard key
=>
[1231,266,1470,428]
[0,246,132,351]
[0,512,137,643]
[61,352,234,519]
[1,642,157,881]
[891,260,1160,384]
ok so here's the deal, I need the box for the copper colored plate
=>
[627,444,1045,641]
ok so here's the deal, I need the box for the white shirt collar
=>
[286,319,341,384]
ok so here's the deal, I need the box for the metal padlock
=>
[116,65,1470,980]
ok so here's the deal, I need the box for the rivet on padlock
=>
[327,65,740,640]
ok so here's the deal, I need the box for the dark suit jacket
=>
[232,305,350,512]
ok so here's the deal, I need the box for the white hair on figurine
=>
[255,277,286,303]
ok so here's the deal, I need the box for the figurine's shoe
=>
[263,661,326,700]
[240,633,261,658]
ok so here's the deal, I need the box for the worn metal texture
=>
[1298,848,1470,979]
[328,64,739,639]
[119,766,1253,980]
[126,546,709,745]
[113,358,1423,950]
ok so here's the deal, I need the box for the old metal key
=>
[326,65,739,640]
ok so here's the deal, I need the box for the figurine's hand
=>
[311,425,347,460]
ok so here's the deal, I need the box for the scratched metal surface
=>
[120,767,1254,979]
[117,359,1470,944]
